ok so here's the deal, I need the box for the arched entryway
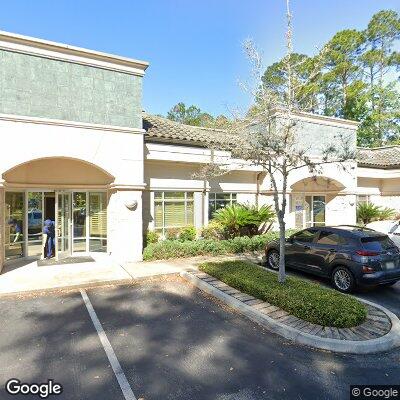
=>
[290,176,347,229]
[2,157,114,262]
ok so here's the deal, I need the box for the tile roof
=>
[143,113,400,169]
[357,146,400,169]
[143,113,229,146]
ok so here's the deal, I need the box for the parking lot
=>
[0,278,399,400]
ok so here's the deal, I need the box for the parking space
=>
[0,292,123,400]
[282,266,400,317]
[0,278,399,400]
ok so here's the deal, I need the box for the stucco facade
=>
[0,31,148,269]
[1,30,400,271]
[143,117,359,236]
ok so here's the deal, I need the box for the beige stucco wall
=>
[357,177,381,196]
[144,144,362,232]
[0,116,146,265]
[143,160,260,231]
[357,176,400,212]
[0,117,144,187]
[3,158,114,186]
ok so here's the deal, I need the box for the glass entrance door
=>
[56,192,71,260]
[305,195,326,227]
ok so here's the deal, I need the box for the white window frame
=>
[4,189,108,263]
[357,195,370,206]
[208,192,237,220]
[153,191,194,236]
[304,194,326,228]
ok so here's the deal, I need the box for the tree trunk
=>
[278,213,286,284]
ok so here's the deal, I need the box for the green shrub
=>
[200,260,367,328]
[200,220,225,240]
[165,228,181,240]
[357,203,381,225]
[145,230,160,246]
[378,207,396,221]
[357,202,396,225]
[213,203,275,237]
[179,226,196,241]
[143,229,298,261]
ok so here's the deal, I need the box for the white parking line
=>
[80,289,137,400]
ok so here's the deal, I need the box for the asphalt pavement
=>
[0,278,399,400]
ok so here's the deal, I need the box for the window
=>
[316,231,346,246]
[154,192,194,235]
[73,192,87,252]
[305,195,326,227]
[361,236,395,252]
[208,193,237,220]
[27,192,43,257]
[357,195,370,206]
[292,228,318,243]
[5,192,25,260]
[89,192,107,252]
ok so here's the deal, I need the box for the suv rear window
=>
[361,236,395,252]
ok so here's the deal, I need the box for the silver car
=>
[366,220,400,249]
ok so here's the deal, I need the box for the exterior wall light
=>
[125,199,138,210]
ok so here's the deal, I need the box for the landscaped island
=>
[200,261,367,328]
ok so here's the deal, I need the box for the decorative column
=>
[107,185,145,264]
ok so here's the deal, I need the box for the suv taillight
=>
[356,250,379,256]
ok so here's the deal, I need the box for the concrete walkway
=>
[0,253,261,296]
[0,255,131,296]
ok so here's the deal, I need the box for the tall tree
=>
[167,102,216,127]
[259,9,400,147]
[197,0,354,284]
[321,29,366,119]
[358,10,400,145]
[261,53,320,112]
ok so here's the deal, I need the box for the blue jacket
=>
[44,219,55,238]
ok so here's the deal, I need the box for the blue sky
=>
[1,0,399,117]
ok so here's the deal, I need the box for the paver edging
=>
[181,271,400,354]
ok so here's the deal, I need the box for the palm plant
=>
[357,202,383,225]
[378,207,396,221]
[212,203,275,237]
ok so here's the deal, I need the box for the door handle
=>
[304,245,311,250]
[329,248,337,253]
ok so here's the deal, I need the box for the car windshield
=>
[361,236,396,252]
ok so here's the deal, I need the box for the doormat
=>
[37,256,95,267]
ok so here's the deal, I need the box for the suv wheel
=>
[267,250,280,270]
[331,267,355,293]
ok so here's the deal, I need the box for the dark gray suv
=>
[265,225,400,292]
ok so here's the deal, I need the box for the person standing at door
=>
[44,219,55,259]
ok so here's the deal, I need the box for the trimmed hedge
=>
[200,261,367,328]
[143,230,297,261]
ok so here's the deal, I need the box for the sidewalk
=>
[0,255,130,296]
[0,253,261,296]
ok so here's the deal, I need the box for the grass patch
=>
[143,230,297,261]
[199,261,367,328]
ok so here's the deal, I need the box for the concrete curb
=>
[181,271,400,354]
